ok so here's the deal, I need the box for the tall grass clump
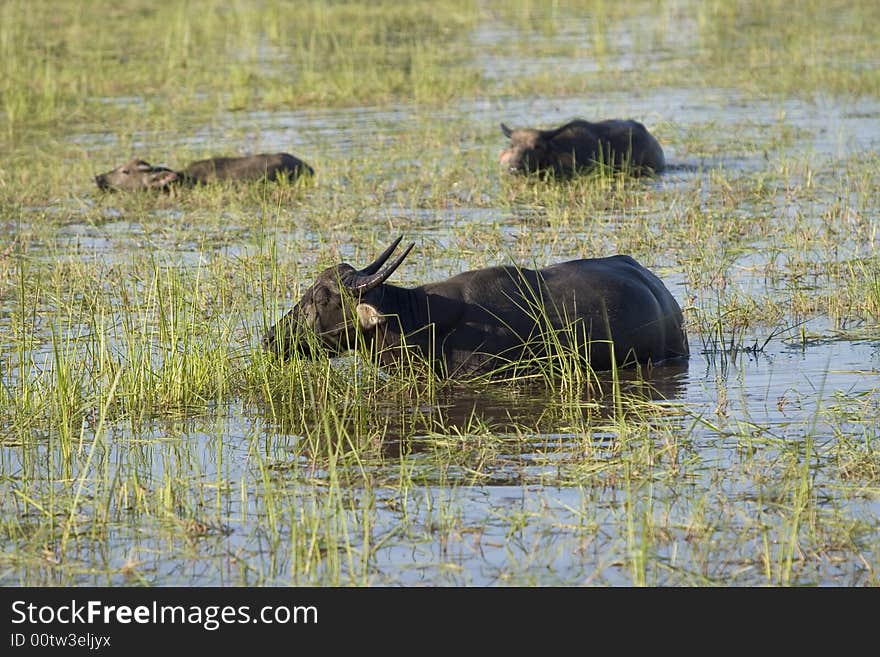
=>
[696,0,880,96]
[0,0,481,143]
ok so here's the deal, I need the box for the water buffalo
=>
[499,119,666,177]
[94,152,313,191]
[263,238,689,378]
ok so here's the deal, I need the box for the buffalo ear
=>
[356,303,385,330]
[500,123,513,138]
[149,170,179,188]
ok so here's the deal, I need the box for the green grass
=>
[483,0,880,98]
[5,0,879,147]
[0,0,480,142]
[1,0,878,586]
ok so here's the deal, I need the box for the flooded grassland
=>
[1,0,878,585]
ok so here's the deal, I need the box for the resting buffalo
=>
[263,238,688,377]
[94,152,313,191]
[499,119,665,177]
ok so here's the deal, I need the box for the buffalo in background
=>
[95,152,313,192]
[499,119,665,177]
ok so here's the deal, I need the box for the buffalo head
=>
[263,237,415,359]
[94,159,181,192]
[498,123,570,175]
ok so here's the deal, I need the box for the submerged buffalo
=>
[263,238,688,377]
[94,152,313,191]
[499,119,666,177]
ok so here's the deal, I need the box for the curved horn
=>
[500,122,513,138]
[359,236,403,275]
[347,242,415,293]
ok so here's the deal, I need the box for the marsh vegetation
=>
[1,0,878,585]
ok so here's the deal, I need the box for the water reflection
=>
[257,357,690,458]
[419,358,689,431]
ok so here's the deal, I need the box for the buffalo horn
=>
[359,236,404,275]
[347,241,415,292]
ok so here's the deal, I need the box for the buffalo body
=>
[499,119,665,177]
[95,152,313,191]
[264,238,688,377]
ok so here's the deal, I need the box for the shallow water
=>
[3,316,876,585]
[2,9,879,587]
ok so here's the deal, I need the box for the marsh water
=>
[2,4,879,586]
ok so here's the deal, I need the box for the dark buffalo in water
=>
[94,152,313,191]
[263,238,688,377]
[499,119,666,177]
